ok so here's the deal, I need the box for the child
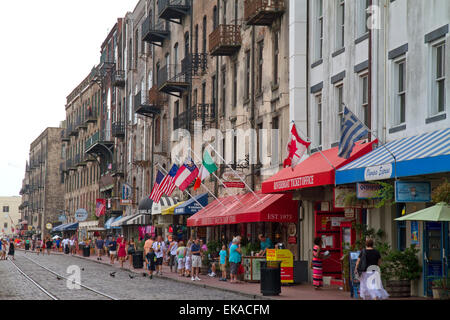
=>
[176,241,186,277]
[219,245,228,281]
[145,247,156,279]
[184,241,192,278]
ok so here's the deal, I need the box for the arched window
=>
[184,32,190,58]
[202,16,207,54]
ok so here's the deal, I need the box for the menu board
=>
[267,249,294,284]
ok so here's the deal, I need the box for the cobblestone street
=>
[0,252,257,300]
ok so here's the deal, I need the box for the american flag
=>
[159,164,179,196]
[150,170,166,203]
[96,199,106,217]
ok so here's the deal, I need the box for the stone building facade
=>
[0,197,22,238]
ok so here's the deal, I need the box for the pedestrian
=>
[143,235,153,269]
[145,247,156,279]
[63,237,69,254]
[127,238,136,269]
[168,238,178,273]
[152,236,165,276]
[0,239,5,260]
[355,238,389,300]
[190,238,202,281]
[257,234,274,256]
[184,241,192,278]
[36,238,42,255]
[108,236,117,265]
[219,245,228,281]
[118,237,127,269]
[312,237,329,290]
[8,239,15,260]
[229,237,242,284]
[31,238,36,252]
[56,237,61,251]
[176,241,186,277]
[45,238,53,255]
[96,236,104,261]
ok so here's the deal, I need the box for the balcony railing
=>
[158,0,190,24]
[157,64,190,95]
[61,129,70,142]
[134,91,162,116]
[173,111,189,131]
[181,53,208,76]
[244,0,285,26]
[142,16,170,47]
[112,121,126,138]
[112,70,125,87]
[85,130,113,153]
[76,115,87,130]
[111,162,125,177]
[85,108,98,124]
[68,123,78,136]
[192,103,216,126]
[209,25,242,56]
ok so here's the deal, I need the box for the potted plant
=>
[381,245,422,298]
[431,278,450,300]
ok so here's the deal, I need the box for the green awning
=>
[395,203,450,222]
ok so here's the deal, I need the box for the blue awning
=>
[174,193,209,215]
[105,216,122,229]
[336,128,450,185]
[52,223,67,232]
[60,222,79,231]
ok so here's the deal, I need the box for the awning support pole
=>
[156,163,208,210]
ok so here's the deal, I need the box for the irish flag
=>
[173,158,199,191]
[194,150,218,190]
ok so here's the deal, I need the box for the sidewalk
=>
[18,249,427,300]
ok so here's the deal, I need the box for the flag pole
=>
[172,156,226,208]
[341,104,397,179]
[290,120,337,172]
[156,163,207,211]
[207,143,264,204]
[188,147,245,207]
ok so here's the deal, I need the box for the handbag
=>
[357,249,367,276]
[238,264,245,275]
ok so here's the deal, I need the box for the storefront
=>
[261,140,377,280]
[78,220,106,241]
[151,196,178,239]
[335,128,450,297]
[187,192,299,257]
[172,193,209,241]
[104,216,121,236]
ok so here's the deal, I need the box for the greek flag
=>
[338,107,368,159]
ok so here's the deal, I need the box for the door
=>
[423,222,449,296]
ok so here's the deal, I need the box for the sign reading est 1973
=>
[395,181,431,203]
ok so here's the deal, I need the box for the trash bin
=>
[260,260,282,296]
[133,251,144,269]
[83,246,90,257]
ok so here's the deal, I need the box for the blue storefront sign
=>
[395,181,431,203]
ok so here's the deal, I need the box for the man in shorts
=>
[152,236,165,276]
[108,236,117,264]
[0,239,6,260]
[190,238,202,281]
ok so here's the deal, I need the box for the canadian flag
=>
[283,124,310,169]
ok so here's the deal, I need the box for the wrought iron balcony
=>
[142,16,170,47]
[66,159,76,171]
[191,103,216,128]
[76,153,88,167]
[112,70,125,87]
[158,0,190,24]
[182,53,208,76]
[157,64,190,96]
[68,123,78,137]
[111,162,125,177]
[76,115,87,131]
[85,109,98,124]
[209,25,242,56]
[244,0,285,26]
[134,90,162,117]
[85,130,114,156]
[173,110,189,131]
[112,121,125,138]
[61,129,70,142]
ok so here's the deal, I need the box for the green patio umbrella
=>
[395,202,450,284]
[395,203,450,222]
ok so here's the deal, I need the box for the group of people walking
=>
[0,239,15,260]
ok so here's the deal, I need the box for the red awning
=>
[262,140,377,194]
[187,192,298,227]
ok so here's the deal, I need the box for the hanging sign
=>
[121,183,133,205]
[46,223,53,230]
[222,181,245,188]
[395,181,431,203]
[411,221,419,245]
[75,208,89,222]
[364,164,393,181]
[356,183,382,199]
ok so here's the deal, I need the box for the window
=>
[155,117,161,146]
[394,59,406,125]
[134,29,139,69]
[234,0,238,23]
[232,61,237,108]
[432,42,446,114]
[336,0,345,49]
[273,31,279,85]
[245,51,251,100]
[315,0,324,60]
[336,85,344,141]
[258,41,264,93]
[203,16,207,54]
[174,43,179,75]
[316,95,323,146]
[223,0,227,25]
[195,25,199,55]
[4,223,7,229]
[222,68,226,116]
[213,6,218,30]
[272,117,279,166]
[2,206,9,213]
[212,75,217,113]
[361,74,369,127]
[358,0,370,36]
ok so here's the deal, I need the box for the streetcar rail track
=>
[9,254,119,300]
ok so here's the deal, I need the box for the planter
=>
[386,280,411,298]
[432,288,450,300]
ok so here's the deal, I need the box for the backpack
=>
[357,249,367,275]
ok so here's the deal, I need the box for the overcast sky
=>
[0,0,137,196]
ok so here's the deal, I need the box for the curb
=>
[17,249,272,300]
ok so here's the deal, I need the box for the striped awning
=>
[336,128,450,184]
[151,197,178,216]
[111,215,135,227]
[162,202,185,215]
[125,213,152,226]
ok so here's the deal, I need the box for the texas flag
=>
[283,124,311,170]
[174,158,199,191]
